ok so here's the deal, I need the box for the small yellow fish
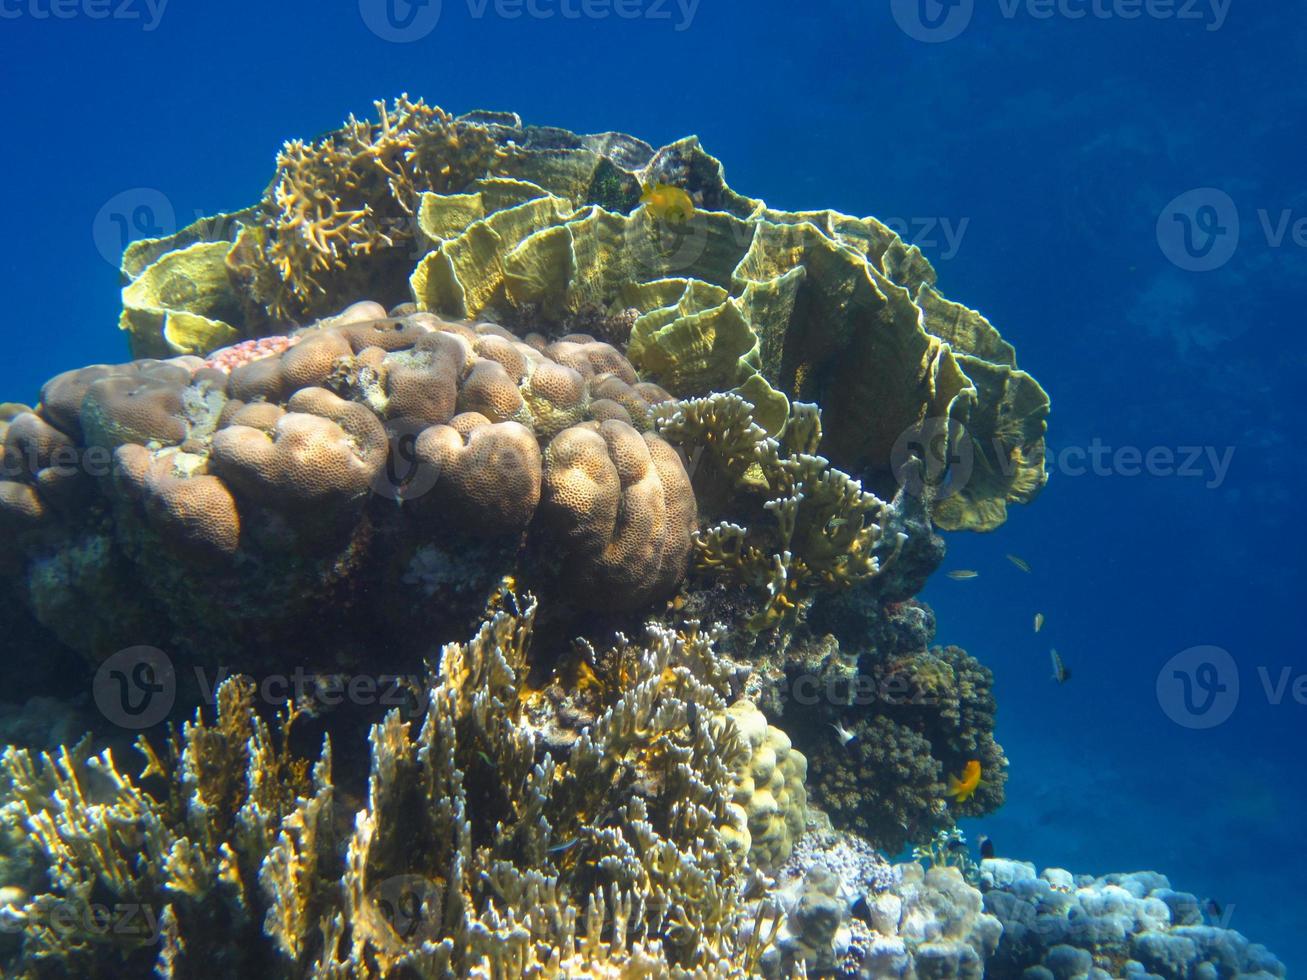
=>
[639,182,695,223]
[947,570,979,580]
[947,760,982,803]
[1006,553,1031,573]
[1034,612,1045,633]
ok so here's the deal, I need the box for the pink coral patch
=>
[204,335,300,373]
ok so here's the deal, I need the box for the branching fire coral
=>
[228,96,505,325]
[0,597,788,978]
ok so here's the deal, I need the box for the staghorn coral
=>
[0,597,787,979]
[230,96,506,326]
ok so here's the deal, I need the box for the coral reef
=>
[116,98,1048,534]
[978,859,1286,980]
[0,598,780,978]
[0,96,1290,979]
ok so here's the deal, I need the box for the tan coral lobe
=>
[542,418,695,609]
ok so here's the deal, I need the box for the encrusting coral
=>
[977,859,1285,980]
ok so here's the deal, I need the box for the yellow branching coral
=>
[0,677,321,978]
[0,599,794,978]
[658,393,906,630]
[229,95,506,324]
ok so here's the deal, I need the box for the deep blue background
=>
[1,0,1302,966]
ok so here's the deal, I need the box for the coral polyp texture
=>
[0,97,1288,977]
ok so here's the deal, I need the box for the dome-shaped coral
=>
[720,698,809,870]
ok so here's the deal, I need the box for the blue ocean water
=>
[1,0,1302,969]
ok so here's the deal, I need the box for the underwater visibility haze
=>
[0,1,1302,977]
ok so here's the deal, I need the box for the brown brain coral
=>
[114,444,241,557]
[411,417,542,535]
[541,418,695,610]
[2,303,696,662]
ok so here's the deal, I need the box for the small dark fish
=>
[946,838,969,853]
[1203,898,1224,923]
[979,835,995,860]
[1050,649,1071,684]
